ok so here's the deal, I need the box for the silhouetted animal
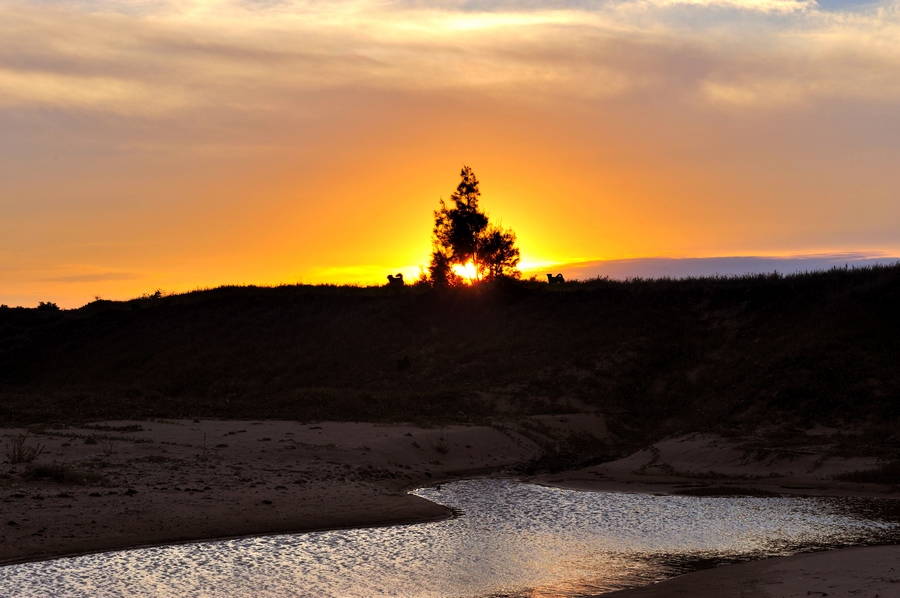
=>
[547,273,565,284]
[387,273,404,287]
[396,355,411,371]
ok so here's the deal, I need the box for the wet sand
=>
[606,545,900,598]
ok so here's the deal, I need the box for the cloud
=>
[45,272,144,283]
[0,68,191,114]
[533,253,900,280]
[1,0,899,119]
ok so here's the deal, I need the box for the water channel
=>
[2,479,899,597]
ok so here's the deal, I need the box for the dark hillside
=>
[2,266,900,439]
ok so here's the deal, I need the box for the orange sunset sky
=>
[2,0,900,307]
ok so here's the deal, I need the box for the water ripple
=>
[2,479,897,597]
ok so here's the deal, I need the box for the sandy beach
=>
[2,418,899,596]
[0,419,544,566]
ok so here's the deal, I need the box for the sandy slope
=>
[534,430,894,499]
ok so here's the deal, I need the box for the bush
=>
[5,433,44,464]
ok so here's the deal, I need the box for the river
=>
[2,479,898,597]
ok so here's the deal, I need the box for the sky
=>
[2,0,900,307]
[551,253,900,280]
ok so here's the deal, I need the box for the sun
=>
[452,261,478,283]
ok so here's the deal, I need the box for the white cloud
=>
[0,0,899,116]
[0,68,191,113]
[639,0,814,12]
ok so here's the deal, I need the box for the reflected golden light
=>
[452,261,478,283]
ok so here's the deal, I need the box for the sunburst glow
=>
[452,261,478,283]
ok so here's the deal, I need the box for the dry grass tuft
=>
[5,433,44,464]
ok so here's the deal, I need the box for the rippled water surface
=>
[3,479,899,597]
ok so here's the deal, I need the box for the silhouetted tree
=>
[428,243,460,287]
[428,166,520,285]
[477,224,520,280]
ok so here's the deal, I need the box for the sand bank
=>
[0,419,541,565]
[535,430,897,499]
[607,545,900,598]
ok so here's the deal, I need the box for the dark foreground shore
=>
[2,419,899,597]
[607,545,900,598]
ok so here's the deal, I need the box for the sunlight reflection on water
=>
[2,479,898,597]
